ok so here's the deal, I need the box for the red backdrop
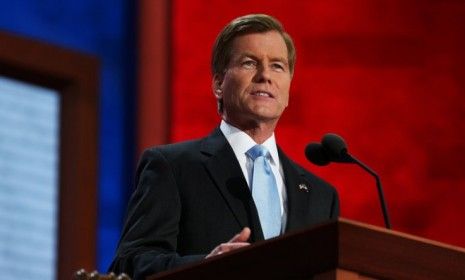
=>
[159,0,465,247]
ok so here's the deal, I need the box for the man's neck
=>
[223,118,277,144]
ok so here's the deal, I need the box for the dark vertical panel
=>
[137,0,172,153]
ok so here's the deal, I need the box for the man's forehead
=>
[229,31,288,58]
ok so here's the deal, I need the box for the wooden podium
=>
[148,218,465,279]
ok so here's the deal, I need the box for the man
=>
[110,14,339,279]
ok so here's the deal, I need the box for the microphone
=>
[321,133,354,164]
[305,133,392,229]
[304,142,330,166]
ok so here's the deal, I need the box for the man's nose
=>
[253,65,272,83]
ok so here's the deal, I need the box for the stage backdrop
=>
[164,0,465,247]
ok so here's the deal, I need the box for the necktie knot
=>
[246,145,269,161]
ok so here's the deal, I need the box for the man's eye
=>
[241,60,256,68]
[271,63,285,71]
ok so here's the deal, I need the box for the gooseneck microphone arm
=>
[306,133,392,229]
[344,152,391,229]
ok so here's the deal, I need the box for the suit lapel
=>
[279,148,313,232]
[201,128,264,242]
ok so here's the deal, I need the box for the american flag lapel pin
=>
[298,183,309,192]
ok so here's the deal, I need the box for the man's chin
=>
[251,109,283,122]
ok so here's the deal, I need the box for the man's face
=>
[214,31,292,128]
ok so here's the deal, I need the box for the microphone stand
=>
[343,152,391,229]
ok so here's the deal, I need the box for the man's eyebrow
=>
[236,52,258,60]
[237,53,288,63]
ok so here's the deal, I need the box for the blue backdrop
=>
[0,0,136,270]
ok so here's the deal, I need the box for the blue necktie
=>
[246,145,281,239]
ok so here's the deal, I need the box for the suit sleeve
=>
[109,148,205,279]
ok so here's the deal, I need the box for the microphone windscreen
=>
[305,142,330,166]
[322,133,348,159]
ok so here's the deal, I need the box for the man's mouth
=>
[251,91,274,98]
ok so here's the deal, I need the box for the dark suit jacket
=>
[109,128,339,279]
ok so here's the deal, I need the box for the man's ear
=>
[212,74,224,99]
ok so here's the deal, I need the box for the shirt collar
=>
[220,120,280,166]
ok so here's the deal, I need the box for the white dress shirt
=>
[220,120,288,232]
